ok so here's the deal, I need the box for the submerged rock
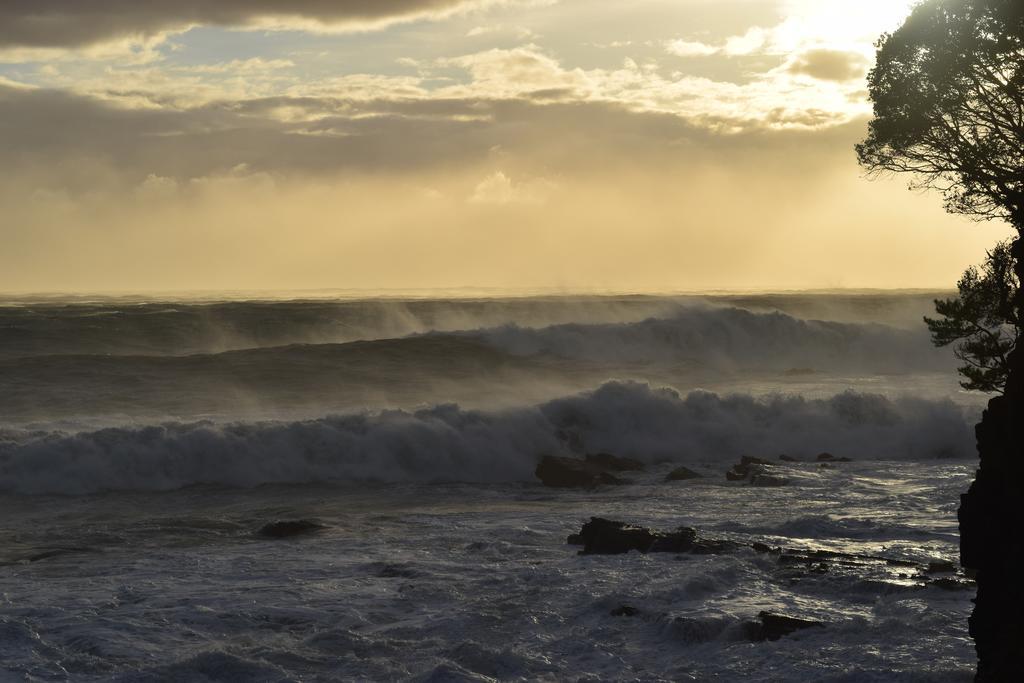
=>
[535,455,627,488]
[376,563,422,579]
[727,456,786,484]
[257,520,327,539]
[665,466,702,482]
[747,612,824,641]
[930,577,975,591]
[584,452,645,472]
[610,605,641,617]
[779,454,800,463]
[817,453,852,463]
[750,473,789,487]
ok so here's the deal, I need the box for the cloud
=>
[0,78,1002,294]
[664,39,719,58]
[665,27,772,59]
[787,49,869,82]
[1,97,1000,295]
[189,58,296,74]
[0,0,509,49]
[439,47,590,99]
[466,24,537,40]
[0,78,872,193]
[722,27,772,56]
[469,171,556,205]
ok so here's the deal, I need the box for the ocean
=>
[0,292,982,680]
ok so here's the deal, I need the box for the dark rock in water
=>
[376,563,421,579]
[728,456,783,483]
[779,454,799,463]
[818,463,834,469]
[747,611,824,641]
[610,605,640,617]
[930,577,975,591]
[566,533,583,546]
[750,474,789,487]
[816,452,835,462]
[585,452,645,472]
[575,517,681,555]
[535,455,627,488]
[927,560,957,574]
[572,517,737,556]
[665,466,701,481]
[257,520,327,539]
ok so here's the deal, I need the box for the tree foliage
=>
[856,0,1024,229]
[926,239,1020,391]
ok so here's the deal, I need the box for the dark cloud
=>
[0,83,863,192]
[0,1,486,48]
[787,49,868,82]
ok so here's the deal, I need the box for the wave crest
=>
[0,382,976,495]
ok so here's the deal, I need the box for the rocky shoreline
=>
[532,451,974,648]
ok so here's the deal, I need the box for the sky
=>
[0,0,1012,294]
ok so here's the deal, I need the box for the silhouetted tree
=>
[856,0,1024,230]
[857,1,1024,679]
[925,240,1019,392]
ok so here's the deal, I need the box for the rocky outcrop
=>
[570,517,737,555]
[573,517,694,554]
[961,389,1024,680]
[726,456,788,485]
[665,466,702,481]
[535,456,628,488]
[571,519,974,592]
[747,612,824,641]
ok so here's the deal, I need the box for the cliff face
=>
[961,237,1024,681]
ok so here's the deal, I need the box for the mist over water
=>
[0,292,978,494]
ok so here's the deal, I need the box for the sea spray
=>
[0,381,975,495]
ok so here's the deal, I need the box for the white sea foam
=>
[0,382,976,495]
[476,306,949,373]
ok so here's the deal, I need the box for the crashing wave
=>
[0,382,976,495]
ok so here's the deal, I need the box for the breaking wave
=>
[0,382,976,495]
[475,306,948,372]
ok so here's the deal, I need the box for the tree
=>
[857,2,1024,679]
[925,239,1019,392]
[856,0,1024,230]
